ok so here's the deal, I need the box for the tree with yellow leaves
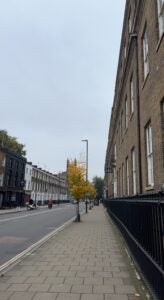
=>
[67,160,86,221]
[85,181,97,200]
[67,159,97,220]
[85,181,97,210]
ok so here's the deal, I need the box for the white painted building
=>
[31,166,68,205]
[24,162,33,204]
[24,162,68,205]
[24,162,32,192]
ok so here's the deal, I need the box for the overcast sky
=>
[0,0,125,180]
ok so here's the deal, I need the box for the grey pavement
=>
[0,205,150,300]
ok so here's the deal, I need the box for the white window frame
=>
[125,97,128,129]
[146,123,154,186]
[113,167,117,197]
[126,157,130,196]
[119,168,121,196]
[157,0,164,38]
[124,42,127,58]
[130,76,134,114]
[142,27,149,79]
[121,111,124,138]
[117,171,119,196]
[132,148,136,194]
[128,9,132,33]
[161,101,164,168]
[114,144,117,161]
[119,122,121,144]
[122,163,125,196]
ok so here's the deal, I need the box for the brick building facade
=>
[105,0,164,197]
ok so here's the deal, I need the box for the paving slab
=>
[49,283,71,293]
[45,277,65,284]
[7,292,35,300]
[76,271,94,278]
[71,284,92,293]
[25,276,46,284]
[105,295,129,300]
[94,271,113,278]
[104,278,124,285]
[0,283,11,291]
[32,293,57,300]
[115,285,137,294]
[4,276,28,284]
[84,277,103,285]
[0,205,150,300]
[93,284,115,294]
[86,265,103,271]
[0,291,13,300]
[28,283,51,292]
[36,265,53,271]
[7,283,30,292]
[69,265,86,271]
[57,271,76,277]
[81,294,104,300]
[64,277,83,285]
[56,293,80,300]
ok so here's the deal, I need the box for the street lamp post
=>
[58,173,60,205]
[82,139,88,213]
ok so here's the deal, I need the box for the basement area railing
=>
[103,192,164,300]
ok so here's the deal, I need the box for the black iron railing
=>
[104,192,164,300]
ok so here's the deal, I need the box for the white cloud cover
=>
[0,0,125,179]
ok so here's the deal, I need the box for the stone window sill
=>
[145,186,154,191]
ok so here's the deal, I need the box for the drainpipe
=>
[131,33,142,194]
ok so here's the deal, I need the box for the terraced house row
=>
[105,0,164,197]
[0,147,68,207]
[25,162,68,205]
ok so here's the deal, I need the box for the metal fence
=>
[103,192,164,300]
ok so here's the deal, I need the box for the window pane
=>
[113,167,117,197]
[129,12,132,33]
[157,0,164,37]
[132,149,136,194]
[146,124,154,186]
[125,98,128,128]
[126,158,130,195]
[130,77,134,113]
[143,28,149,78]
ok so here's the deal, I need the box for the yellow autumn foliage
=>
[68,160,97,202]
[67,160,86,201]
[85,181,97,199]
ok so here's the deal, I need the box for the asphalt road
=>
[0,203,84,266]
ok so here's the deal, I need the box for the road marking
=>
[0,206,72,223]
[0,210,54,222]
[0,215,76,274]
